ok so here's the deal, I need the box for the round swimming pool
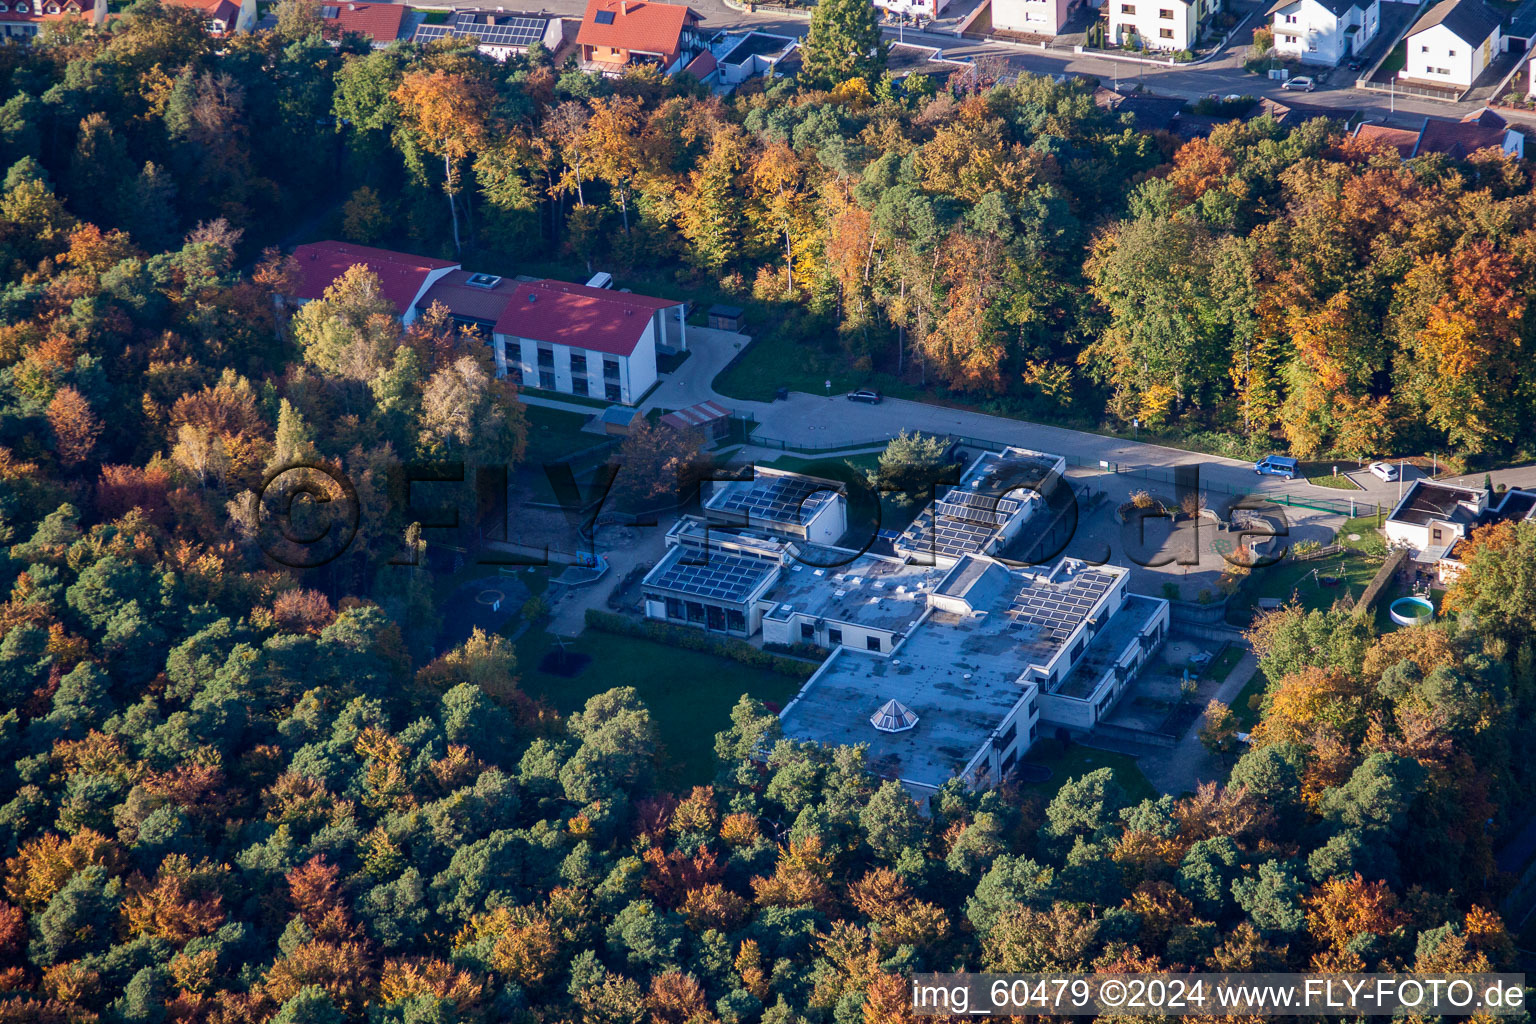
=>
[1389,595,1435,627]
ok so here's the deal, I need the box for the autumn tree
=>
[391,70,493,254]
[46,387,102,469]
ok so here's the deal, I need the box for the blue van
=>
[1253,455,1298,479]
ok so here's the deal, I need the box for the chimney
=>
[619,0,626,13]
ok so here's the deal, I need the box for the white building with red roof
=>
[576,0,704,75]
[162,0,254,34]
[0,0,105,42]
[288,241,460,325]
[493,280,684,405]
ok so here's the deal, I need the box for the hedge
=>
[584,609,819,678]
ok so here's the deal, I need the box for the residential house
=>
[991,0,1072,37]
[1267,0,1378,64]
[255,1,409,46]
[1352,108,1524,158]
[576,0,703,75]
[875,0,954,22]
[287,241,460,325]
[1401,0,1501,88]
[162,0,255,34]
[1437,489,1536,583]
[1107,0,1223,51]
[0,0,105,42]
[703,31,799,87]
[492,280,684,404]
[412,10,568,61]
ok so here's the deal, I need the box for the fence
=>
[1355,547,1408,615]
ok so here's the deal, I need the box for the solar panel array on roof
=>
[1007,570,1116,641]
[899,507,996,559]
[415,12,549,46]
[649,551,773,602]
[712,475,835,525]
[594,9,614,22]
[933,489,1023,528]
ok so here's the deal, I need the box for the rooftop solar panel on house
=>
[414,23,448,40]
[594,9,614,22]
[649,551,773,602]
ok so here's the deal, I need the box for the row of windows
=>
[534,346,621,378]
[663,597,748,633]
[0,2,69,12]
[533,368,622,401]
[1119,4,1177,14]
[1421,45,1457,56]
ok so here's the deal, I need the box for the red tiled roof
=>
[0,0,88,22]
[683,49,715,77]
[1353,123,1421,158]
[415,270,519,324]
[162,0,241,29]
[576,0,697,56]
[291,241,458,316]
[1418,108,1510,158]
[493,279,681,358]
[320,1,405,42]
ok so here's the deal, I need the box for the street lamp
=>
[1133,417,1139,441]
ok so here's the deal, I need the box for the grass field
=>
[1231,668,1270,731]
[1206,645,1246,684]
[713,333,922,403]
[514,629,804,788]
[525,405,605,462]
[1335,515,1388,554]
[1229,549,1384,623]
[1306,473,1361,490]
[1017,739,1158,804]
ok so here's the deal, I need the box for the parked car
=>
[1254,455,1299,479]
[1346,58,1363,71]
[847,389,882,404]
[1369,461,1399,482]
[1282,76,1315,92]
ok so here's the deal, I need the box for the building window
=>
[1000,749,1017,774]
[686,601,705,623]
[536,347,553,368]
[828,628,843,646]
[603,358,620,379]
[570,353,587,374]
[1308,42,1317,51]
[572,377,589,397]
[866,636,881,652]
[1120,3,1133,12]
[605,382,621,402]
[999,720,1017,746]
[1420,44,1429,52]
[665,597,684,619]
[800,622,815,641]
[1283,12,1297,22]
[706,605,726,631]
[1447,49,1456,56]
[539,370,555,390]
[1160,7,1172,16]
[1159,27,1173,37]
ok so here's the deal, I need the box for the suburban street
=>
[441,0,1536,121]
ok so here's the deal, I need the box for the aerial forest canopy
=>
[0,2,1534,1022]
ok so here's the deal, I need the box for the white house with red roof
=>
[288,241,460,325]
[0,0,106,42]
[162,0,255,34]
[493,280,684,405]
[576,0,704,75]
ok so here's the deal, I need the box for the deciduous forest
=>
[1,3,1536,1023]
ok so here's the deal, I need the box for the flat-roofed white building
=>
[703,467,848,547]
[991,0,1071,36]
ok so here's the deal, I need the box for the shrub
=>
[1174,49,1195,63]
[1161,581,1181,601]
[584,609,817,678]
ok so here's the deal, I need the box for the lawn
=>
[525,405,606,463]
[1016,738,1158,804]
[1306,473,1361,490]
[1228,549,1384,623]
[1206,645,1246,684]
[514,629,805,788]
[712,332,922,404]
[1231,668,1270,731]
[1335,515,1387,554]
[1379,42,1406,75]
